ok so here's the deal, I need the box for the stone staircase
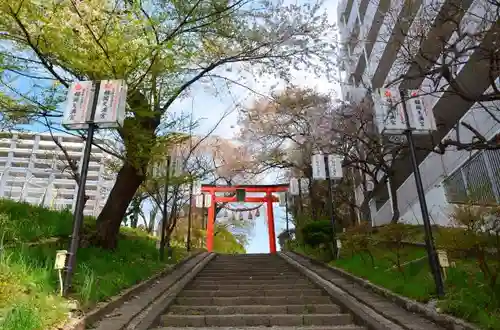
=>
[154,254,366,330]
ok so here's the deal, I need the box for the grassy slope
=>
[331,248,500,329]
[0,199,186,330]
[292,232,500,329]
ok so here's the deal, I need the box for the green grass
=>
[293,243,500,329]
[0,199,187,330]
[333,247,435,302]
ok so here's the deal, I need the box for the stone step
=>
[155,326,366,330]
[206,262,289,266]
[202,262,290,267]
[175,295,333,306]
[201,268,293,273]
[200,269,293,274]
[179,288,325,297]
[199,270,298,276]
[212,260,284,264]
[160,313,352,327]
[194,274,305,281]
[167,304,341,315]
[185,283,315,291]
[188,278,311,285]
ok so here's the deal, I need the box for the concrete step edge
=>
[179,289,325,297]
[188,280,311,284]
[160,313,353,326]
[167,304,341,314]
[155,326,365,330]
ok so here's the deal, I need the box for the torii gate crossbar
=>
[202,184,288,254]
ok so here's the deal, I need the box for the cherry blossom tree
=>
[0,0,337,248]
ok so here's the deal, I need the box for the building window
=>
[443,149,500,204]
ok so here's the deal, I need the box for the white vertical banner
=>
[94,80,127,128]
[62,81,95,130]
[204,193,212,208]
[327,154,343,180]
[195,194,204,208]
[289,178,300,196]
[374,88,407,135]
[192,181,202,195]
[169,155,177,177]
[300,178,310,194]
[169,152,183,177]
[175,153,183,175]
[407,89,436,133]
[311,154,326,180]
[278,192,286,207]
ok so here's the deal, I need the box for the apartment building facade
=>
[337,0,500,226]
[0,132,116,216]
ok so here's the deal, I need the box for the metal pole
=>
[63,81,100,296]
[285,192,289,233]
[298,178,303,215]
[324,154,338,259]
[186,181,193,252]
[399,89,445,297]
[159,156,171,261]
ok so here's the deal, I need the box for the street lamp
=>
[311,153,343,258]
[399,89,445,297]
[374,87,444,296]
[61,79,127,296]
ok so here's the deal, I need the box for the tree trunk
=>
[91,90,159,249]
[93,162,145,249]
[360,198,371,222]
[389,176,400,224]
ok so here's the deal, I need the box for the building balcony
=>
[346,1,359,36]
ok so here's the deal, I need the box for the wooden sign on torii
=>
[201,184,289,254]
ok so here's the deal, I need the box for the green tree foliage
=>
[301,220,333,248]
[0,0,336,248]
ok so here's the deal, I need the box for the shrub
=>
[340,222,376,266]
[301,220,335,261]
[440,203,500,289]
[301,220,333,248]
[377,223,413,276]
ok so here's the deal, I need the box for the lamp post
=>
[60,80,127,296]
[399,89,445,297]
[63,81,100,296]
[159,155,171,261]
[311,153,343,259]
[285,192,289,233]
[186,180,194,252]
[323,154,337,255]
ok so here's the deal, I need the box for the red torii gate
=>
[202,184,289,254]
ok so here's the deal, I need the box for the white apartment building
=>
[0,132,116,216]
[337,0,500,226]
